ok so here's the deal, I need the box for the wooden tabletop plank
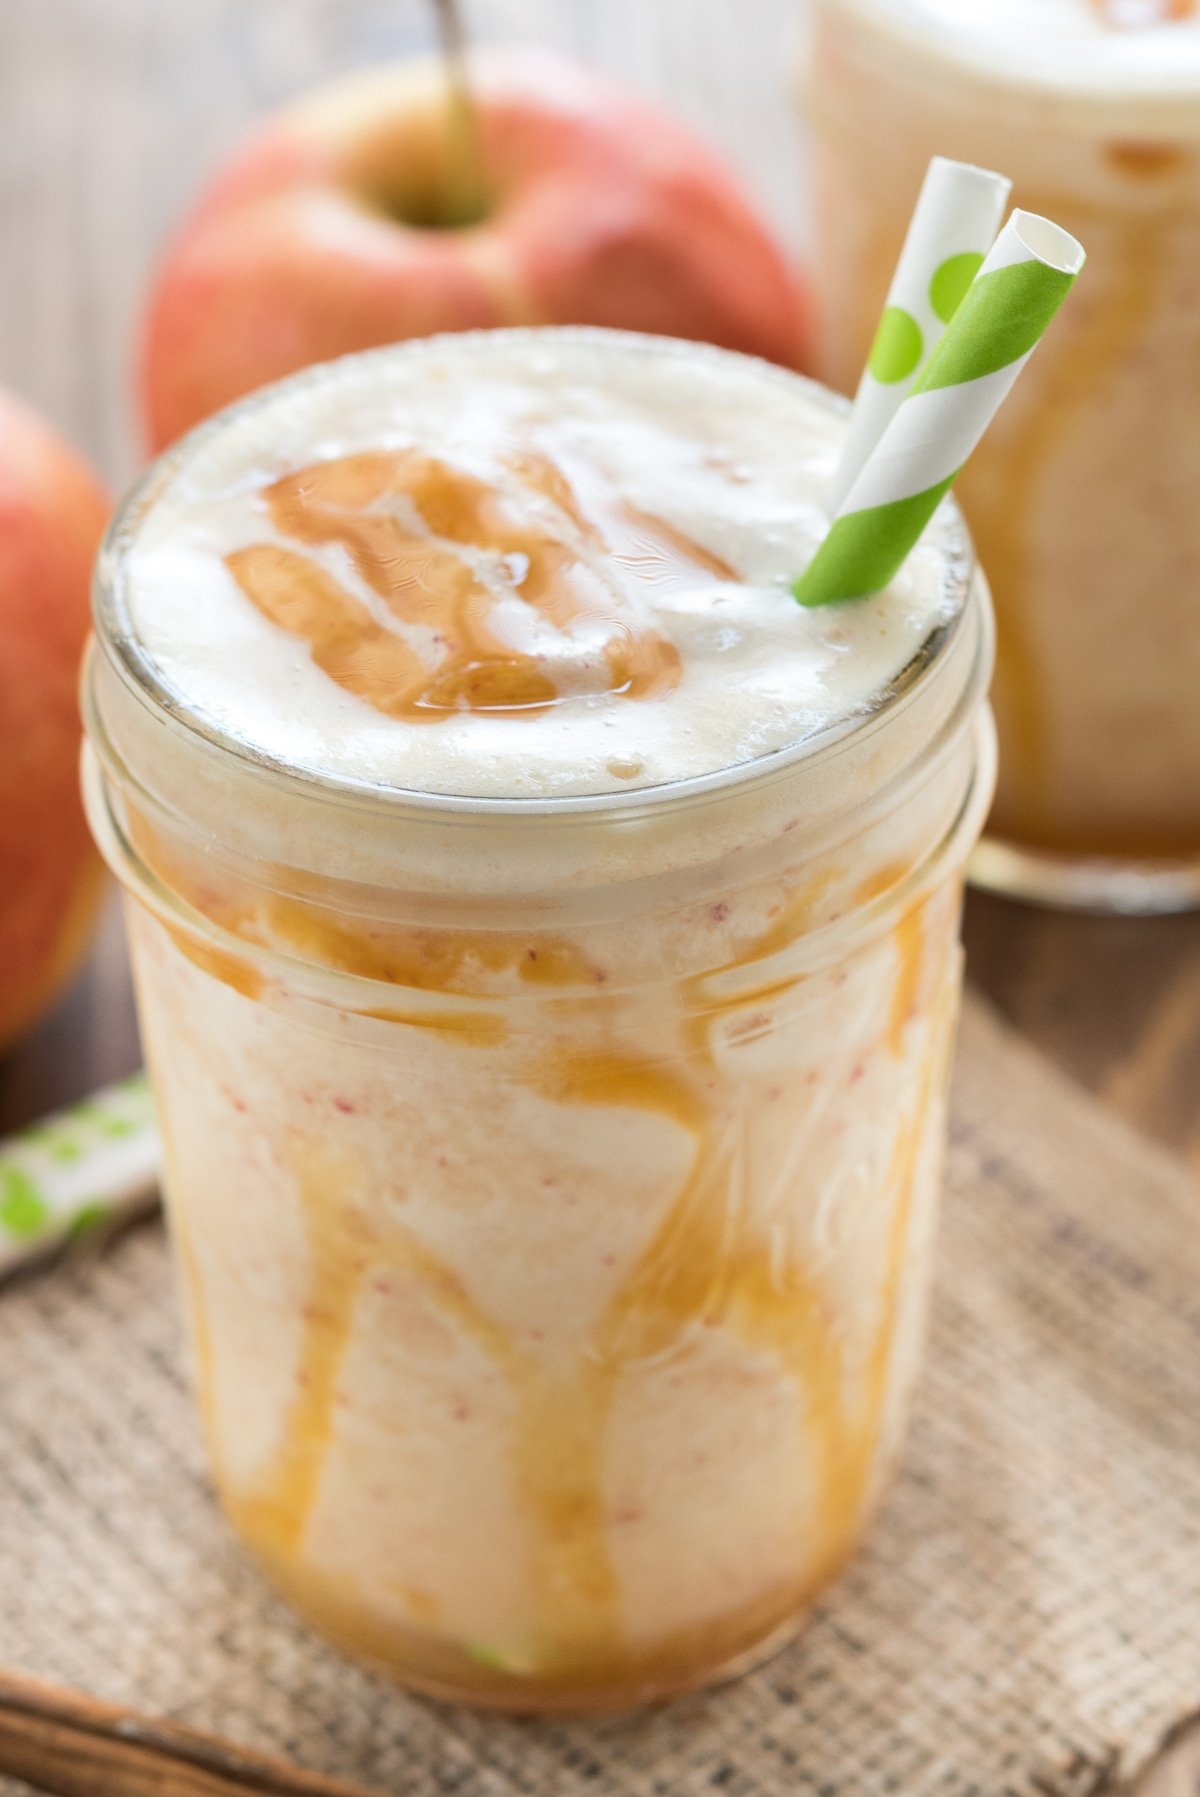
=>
[964,893,1200,1171]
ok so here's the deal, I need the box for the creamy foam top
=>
[120,331,961,802]
[848,0,1200,96]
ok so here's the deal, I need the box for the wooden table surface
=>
[1,3,1197,1792]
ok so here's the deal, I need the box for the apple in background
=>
[139,47,810,452]
[0,391,108,1053]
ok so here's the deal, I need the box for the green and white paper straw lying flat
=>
[795,210,1085,609]
[0,1073,159,1276]
[831,156,1011,512]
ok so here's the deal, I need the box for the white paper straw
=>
[830,156,1012,512]
[0,1074,160,1276]
[796,210,1086,608]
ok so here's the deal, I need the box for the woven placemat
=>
[2,995,1199,1797]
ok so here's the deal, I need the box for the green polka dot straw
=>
[0,1074,159,1276]
[830,157,1012,514]
[795,209,1084,608]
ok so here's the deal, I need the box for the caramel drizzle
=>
[197,885,943,1683]
[131,800,602,1003]
[258,897,599,994]
[225,1149,527,1558]
[225,447,711,722]
[888,897,927,1057]
[226,1152,372,1551]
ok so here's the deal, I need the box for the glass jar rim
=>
[92,325,976,827]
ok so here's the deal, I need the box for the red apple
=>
[0,391,108,1052]
[139,48,810,452]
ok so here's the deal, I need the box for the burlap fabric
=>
[2,997,1199,1797]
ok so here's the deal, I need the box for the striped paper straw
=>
[0,1073,159,1277]
[794,210,1085,610]
[830,156,1011,512]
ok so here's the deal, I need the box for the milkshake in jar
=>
[83,329,993,1710]
[807,0,1200,908]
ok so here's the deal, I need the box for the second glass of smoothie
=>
[83,329,993,1709]
[807,0,1200,908]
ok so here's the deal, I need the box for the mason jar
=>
[82,334,994,1711]
[806,0,1200,910]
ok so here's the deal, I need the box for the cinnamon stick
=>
[0,1669,384,1797]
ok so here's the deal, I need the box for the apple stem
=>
[433,0,487,227]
